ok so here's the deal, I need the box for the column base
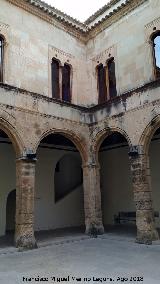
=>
[15,225,37,250]
[136,230,153,245]
[15,234,37,250]
[85,223,104,236]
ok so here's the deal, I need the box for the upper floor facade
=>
[0,0,160,108]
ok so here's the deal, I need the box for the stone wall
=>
[0,0,160,248]
[1,0,160,106]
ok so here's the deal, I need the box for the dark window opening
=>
[41,133,76,148]
[152,33,160,79]
[54,155,82,203]
[51,58,60,99]
[62,64,71,102]
[0,36,4,82]
[100,132,128,150]
[107,58,117,98]
[97,64,107,104]
[6,189,16,233]
[97,59,117,104]
[55,161,60,172]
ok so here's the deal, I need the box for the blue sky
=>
[43,0,109,22]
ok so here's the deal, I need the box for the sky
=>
[43,0,110,22]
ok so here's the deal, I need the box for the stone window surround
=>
[96,57,117,103]
[0,22,9,84]
[150,31,160,80]
[145,17,160,81]
[48,45,74,102]
[92,45,118,102]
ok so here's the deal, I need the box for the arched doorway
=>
[0,130,16,246]
[35,133,85,240]
[98,131,136,236]
[149,127,160,236]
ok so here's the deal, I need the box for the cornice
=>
[84,0,121,25]
[1,78,160,114]
[6,0,148,42]
[7,0,88,43]
[87,0,148,39]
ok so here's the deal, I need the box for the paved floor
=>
[0,229,160,284]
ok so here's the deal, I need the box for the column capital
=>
[16,150,37,163]
[128,145,144,158]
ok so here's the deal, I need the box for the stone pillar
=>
[129,146,158,244]
[83,162,104,235]
[15,156,37,249]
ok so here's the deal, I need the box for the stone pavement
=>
[0,232,160,284]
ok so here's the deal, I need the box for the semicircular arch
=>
[94,127,132,164]
[0,117,24,157]
[139,115,160,155]
[34,128,87,164]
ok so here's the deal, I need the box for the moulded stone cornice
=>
[6,0,148,42]
[87,0,148,39]
[1,77,160,114]
[7,0,88,43]
[84,0,121,25]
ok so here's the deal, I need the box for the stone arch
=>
[95,127,134,233]
[139,115,160,156]
[34,128,87,164]
[0,117,24,157]
[94,127,132,164]
[34,128,86,235]
[139,115,160,241]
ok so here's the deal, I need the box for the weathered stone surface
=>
[83,163,104,235]
[0,0,160,249]
[15,159,37,249]
[129,154,159,244]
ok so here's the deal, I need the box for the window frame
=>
[151,31,160,79]
[97,57,117,104]
[51,58,72,103]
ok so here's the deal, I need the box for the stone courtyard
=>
[0,233,160,284]
[1,0,160,264]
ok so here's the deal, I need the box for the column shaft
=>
[83,163,104,235]
[15,159,37,249]
[129,150,158,244]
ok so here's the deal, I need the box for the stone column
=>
[15,156,37,249]
[83,162,104,235]
[129,146,158,244]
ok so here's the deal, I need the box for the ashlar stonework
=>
[0,0,160,249]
